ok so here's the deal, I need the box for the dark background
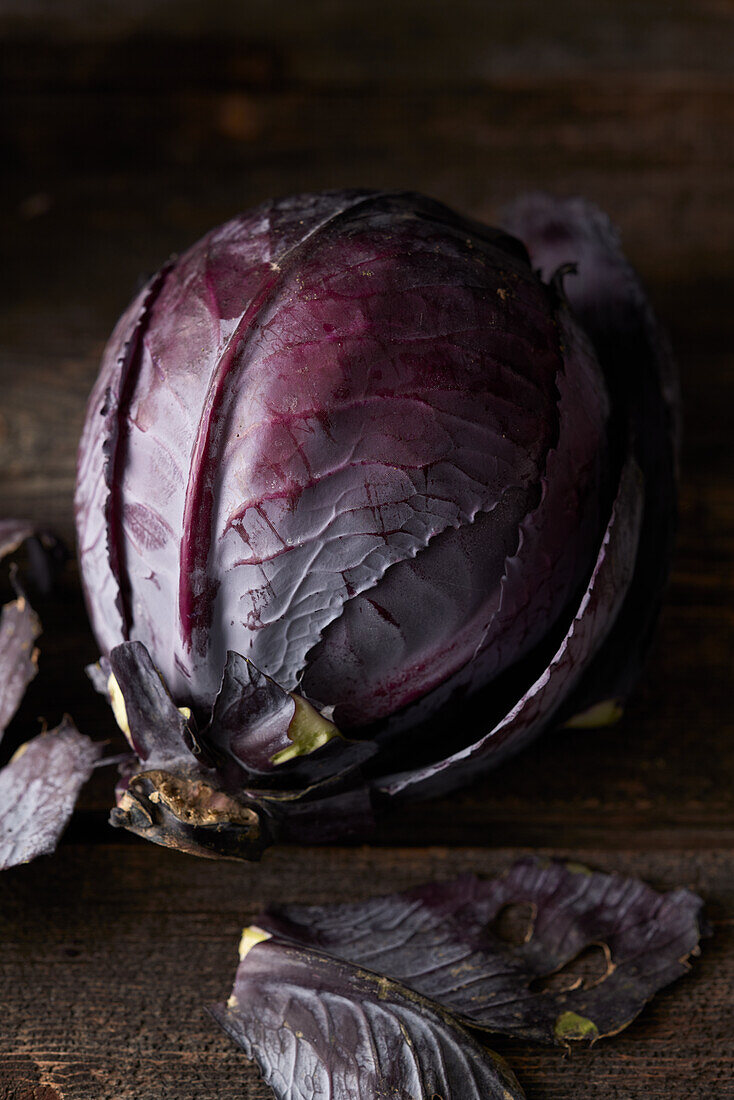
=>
[1,2,732,1097]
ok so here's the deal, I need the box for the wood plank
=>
[3,82,734,222]
[0,845,730,1099]
[2,0,733,84]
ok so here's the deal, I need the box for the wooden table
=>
[1,4,732,1096]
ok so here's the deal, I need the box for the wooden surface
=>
[1,3,733,1097]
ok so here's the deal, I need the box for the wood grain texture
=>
[2,0,733,81]
[1,2,732,1096]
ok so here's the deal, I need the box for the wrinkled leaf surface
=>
[0,718,102,870]
[258,857,706,1045]
[212,933,525,1099]
[380,452,643,802]
[501,194,678,715]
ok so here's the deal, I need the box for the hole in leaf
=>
[530,943,613,994]
[489,902,536,946]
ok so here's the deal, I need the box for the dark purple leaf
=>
[0,520,67,596]
[258,857,707,1046]
[380,451,643,802]
[207,651,376,788]
[0,519,64,744]
[0,718,102,870]
[501,194,678,716]
[208,650,297,772]
[108,641,196,767]
[211,932,525,1099]
[0,596,40,744]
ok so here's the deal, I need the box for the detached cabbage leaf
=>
[0,520,47,744]
[255,856,707,1046]
[0,595,40,743]
[213,859,705,1098]
[0,718,102,870]
[210,932,525,1100]
[0,523,101,870]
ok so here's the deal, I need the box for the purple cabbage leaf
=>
[0,718,102,870]
[501,195,678,720]
[255,856,707,1047]
[210,931,526,1100]
[0,519,70,743]
[0,520,46,744]
[0,523,101,870]
[379,448,643,802]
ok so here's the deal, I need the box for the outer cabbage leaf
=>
[379,450,643,802]
[108,640,197,768]
[207,650,376,786]
[334,292,610,743]
[257,857,706,1046]
[0,718,102,870]
[501,194,678,719]
[210,933,525,1100]
[208,650,298,772]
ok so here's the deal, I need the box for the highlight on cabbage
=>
[74,190,677,858]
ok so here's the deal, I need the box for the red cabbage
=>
[74,191,676,857]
